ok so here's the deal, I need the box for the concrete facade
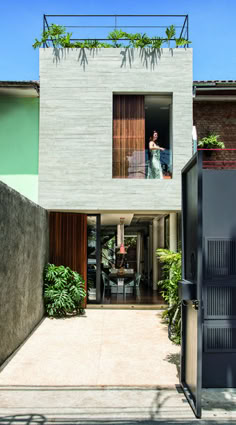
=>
[39,47,193,212]
[0,181,48,366]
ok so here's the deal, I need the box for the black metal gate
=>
[179,152,203,418]
[180,149,236,418]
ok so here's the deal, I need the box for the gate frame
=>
[180,151,203,418]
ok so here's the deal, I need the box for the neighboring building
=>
[0,81,39,203]
[193,80,236,148]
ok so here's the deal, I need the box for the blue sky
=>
[1,0,235,81]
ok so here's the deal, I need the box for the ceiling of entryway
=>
[101,214,133,226]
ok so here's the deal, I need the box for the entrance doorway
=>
[87,213,178,305]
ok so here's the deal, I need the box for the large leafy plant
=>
[156,249,182,344]
[44,263,86,317]
[198,133,225,149]
[33,25,191,49]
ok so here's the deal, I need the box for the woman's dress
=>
[147,149,163,179]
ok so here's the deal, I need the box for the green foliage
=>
[175,37,192,47]
[44,263,86,317]
[32,24,72,49]
[108,29,126,47]
[151,37,163,49]
[33,24,191,49]
[124,236,137,248]
[165,25,176,45]
[156,249,182,344]
[198,133,225,149]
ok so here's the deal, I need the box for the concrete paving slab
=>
[0,310,180,387]
[202,389,236,420]
[0,387,195,422]
[0,387,236,423]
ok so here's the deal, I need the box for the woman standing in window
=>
[147,130,165,179]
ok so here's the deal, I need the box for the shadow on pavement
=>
[0,415,235,424]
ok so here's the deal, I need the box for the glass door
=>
[87,215,101,303]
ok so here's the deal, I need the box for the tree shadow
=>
[120,48,134,68]
[165,352,181,379]
[77,48,89,70]
[139,48,162,70]
[0,386,195,424]
[120,47,163,70]
[52,47,67,65]
[51,46,176,71]
[0,414,46,424]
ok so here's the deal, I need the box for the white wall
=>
[39,47,193,212]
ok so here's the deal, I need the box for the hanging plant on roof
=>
[33,24,191,49]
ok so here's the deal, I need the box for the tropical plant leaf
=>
[33,24,191,50]
[165,25,176,41]
[151,37,163,48]
[156,248,182,344]
[43,263,86,317]
[175,37,192,47]
[198,134,225,149]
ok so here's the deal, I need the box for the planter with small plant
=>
[43,263,86,317]
[198,133,225,161]
[198,133,225,150]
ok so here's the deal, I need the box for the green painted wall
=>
[0,96,39,174]
[0,95,39,202]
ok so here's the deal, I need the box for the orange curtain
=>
[113,95,145,178]
[49,212,87,292]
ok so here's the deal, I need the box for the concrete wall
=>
[0,95,39,203]
[39,47,193,212]
[0,181,48,366]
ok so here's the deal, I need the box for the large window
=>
[112,94,172,179]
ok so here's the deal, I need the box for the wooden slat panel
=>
[49,212,87,294]
[113,95,145,178]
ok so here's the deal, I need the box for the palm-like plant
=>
[33,24,191,50]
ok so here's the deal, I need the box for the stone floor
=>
[1,310,236,423]
[0,310,180,386]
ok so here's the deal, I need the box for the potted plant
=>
[198,133,225,161]
[198,133,225,150]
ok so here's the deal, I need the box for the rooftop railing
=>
[42,14,189,48]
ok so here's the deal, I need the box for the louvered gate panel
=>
[206,239,236,279]
[202,169,236,388]
[206,286,236,318]
[205,326,236,352]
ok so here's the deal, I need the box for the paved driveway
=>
[0,310,180,386]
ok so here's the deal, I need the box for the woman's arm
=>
[149,141,165,151]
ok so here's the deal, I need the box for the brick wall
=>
[193,101,236,148]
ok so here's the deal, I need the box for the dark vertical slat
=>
[113,94,145,178]
[49,212,88,301]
